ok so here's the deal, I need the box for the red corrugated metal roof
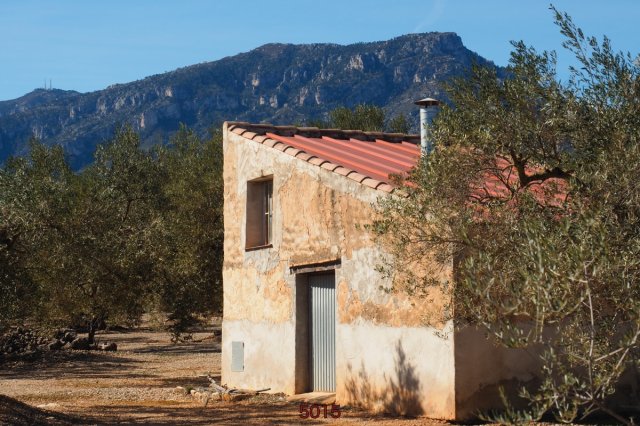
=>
[266,132,417,184]
[227,122,421,193]
[226,122,568,204]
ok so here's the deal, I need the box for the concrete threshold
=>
[287,392,336,405]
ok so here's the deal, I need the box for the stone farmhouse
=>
[220,102,540,420]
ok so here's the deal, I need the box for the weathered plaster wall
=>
[453,325,640,419]
[336,321,456,418]
[222,320,297,393]
[454,326,542,419]
[221,124,455,418]
[223,125,449,326]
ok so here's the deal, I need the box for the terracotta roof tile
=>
[308,157,327,167]
[263,138,279,148]
[347,172,368,183]
[321,162,340,172]
[283,146,301,156]
[361,178,384,190]
[334,167,351,177]
[295,152,313,161]
[377,183,396,193]
[265,132,414,184]
[274,143,288,152]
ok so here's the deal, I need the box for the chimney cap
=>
[415,97,439,107]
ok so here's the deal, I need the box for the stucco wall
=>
[454,326,543,419]
[453,325,640,419]
[337,321,455,418]
[221,124,455,418]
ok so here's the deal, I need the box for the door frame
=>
[293,264,339,394]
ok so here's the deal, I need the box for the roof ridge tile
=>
[361,177,385,190]
[308,157,326,166]
[321,162,340,172]
[346,171,367,183]
[295,152,313,161]
[263,138,279,148]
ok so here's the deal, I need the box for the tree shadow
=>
[0,352,149,381]
[344,341,424,417]
[150,375,214,389]
[130,341,220,355]
[0,394,85,426]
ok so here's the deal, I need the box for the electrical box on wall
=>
[231,341,244,372]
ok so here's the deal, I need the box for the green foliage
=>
[0,125,223,341]
[152,126,224,341]
[2,127,161,339]
[374,7,640,424]
[387,113,410,134]
[310,104,412,133]
[0,138,62,331]
[478,387,545,425]
[330,104,385,131]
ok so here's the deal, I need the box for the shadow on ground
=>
[0,352,148,381]
[0,394,82,426]
[130,341,220,355]
[150,376,214,389]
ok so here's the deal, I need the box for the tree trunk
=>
[87,315,102,344]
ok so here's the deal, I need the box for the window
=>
[246,177,273,249]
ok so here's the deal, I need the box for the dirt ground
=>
[0,327,449,425]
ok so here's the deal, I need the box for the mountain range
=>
[0,32,499,169]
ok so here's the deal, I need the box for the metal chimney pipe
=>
[414,97,440,155]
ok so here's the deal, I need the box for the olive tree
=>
[1,124,225,342]
[374,8,640,424]
[20,127,161,342]
[151,126,224,340]
[0,139,60,331]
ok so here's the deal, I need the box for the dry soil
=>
[0,327,448,425]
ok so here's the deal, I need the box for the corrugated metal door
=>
[309,273,336,392]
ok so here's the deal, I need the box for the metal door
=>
[309,273,336,392]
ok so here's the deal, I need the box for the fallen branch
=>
[190,373,270,406]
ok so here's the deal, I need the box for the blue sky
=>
[0,1,638,101]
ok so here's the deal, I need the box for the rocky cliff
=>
[0,32,498,169]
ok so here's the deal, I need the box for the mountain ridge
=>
[0,32,500,169]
